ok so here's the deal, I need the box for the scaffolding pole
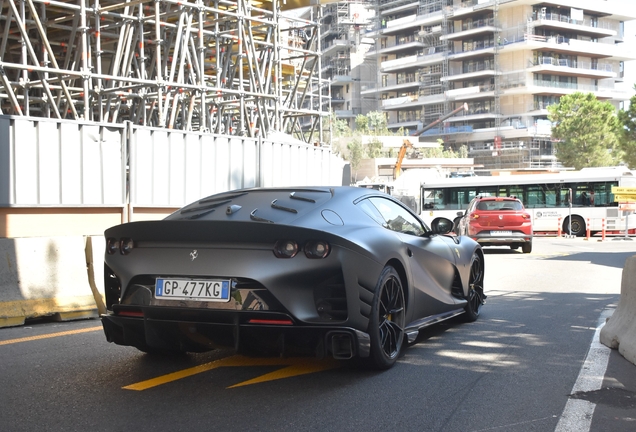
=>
[0,0,324,142]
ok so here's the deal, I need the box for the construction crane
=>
[393,103,468,179]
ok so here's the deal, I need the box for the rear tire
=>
[367,266,406,370]
[463,252,485,322]
[522,242,532,254]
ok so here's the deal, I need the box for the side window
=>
[357,198,386,226]
[367,197,426,236]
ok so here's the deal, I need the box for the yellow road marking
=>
[227,359,340,388]
[0,326,102,346]
[124,355,341,391]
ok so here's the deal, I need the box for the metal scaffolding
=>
[0,0,325,142]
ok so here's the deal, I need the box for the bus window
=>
[525,185,545,208]
[557,187,569,207]
[422,188,450,209]
[593,182,618,206]
[450,187,478,210]
[507,186,524,202]
[477,186,497,197]
[573,184,591,206]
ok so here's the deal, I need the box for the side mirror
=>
[456,211,464,217]
[430,217,454,235]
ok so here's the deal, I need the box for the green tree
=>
[457,144,468,158]
[355,114,369,134]
[366,138,383,158]
[366,111,388,135]
[333,118,351,138]
[548,92,621,169]
[617,90,636,169]
[347,138,364,172]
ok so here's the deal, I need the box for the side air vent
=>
[314,273,348,322]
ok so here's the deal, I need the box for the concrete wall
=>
[0,236,101,327]
[600,255,636,366]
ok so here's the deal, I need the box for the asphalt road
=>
[0,237,634,432]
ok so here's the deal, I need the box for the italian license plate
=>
[492,230,512,235]
[155,278,230,302]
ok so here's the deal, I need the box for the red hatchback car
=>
[456,196,533,253]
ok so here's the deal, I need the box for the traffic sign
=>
[614,194,636,203]
[612,186,636,202]
[612,186,636,194]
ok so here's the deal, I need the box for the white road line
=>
[554,309,613,432]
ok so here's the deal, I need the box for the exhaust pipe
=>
[328,332,354,360]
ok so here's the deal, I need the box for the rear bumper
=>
[472,233,532,245]
[101,307,370,359]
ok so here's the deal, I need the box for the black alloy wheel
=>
[464,252,486,322]
[368,266,405,370]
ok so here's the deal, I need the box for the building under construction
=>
[0,0,327,143]
[363,0,636,171]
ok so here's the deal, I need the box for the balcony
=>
[380,51,445,73]
[322,40,350,57]
[528,12,618,39]
[420,125,474,136]
[380,11,444,36]
[444,62,497,81]
[374,34,426,56]
[381,93,445,110]
[334,110,356,118]
[442,18,499,41]
[521,34,636,61]
[448,39,496,61]
[387,119,422,130]
[445,85,495,102]
[528,79,628,98]
[528,57,615,79]
[527,101,558,115]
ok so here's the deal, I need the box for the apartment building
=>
[360,0,636,170]
[321,1,378,128]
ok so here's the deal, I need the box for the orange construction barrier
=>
[557,217,562,237]
[601,218,606,241]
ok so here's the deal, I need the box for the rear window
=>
[476,200,523,211]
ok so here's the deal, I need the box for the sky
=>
[622,20,636,98]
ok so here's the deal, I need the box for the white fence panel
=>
[0,116,126,206]
[129,129,262,206]
[1,116,343,208]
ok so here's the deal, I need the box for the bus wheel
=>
[564,215,585,237]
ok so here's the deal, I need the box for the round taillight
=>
[273,240,299,258]
[304,241,330,259]
[106,238,119,255]
[120,238,135,255]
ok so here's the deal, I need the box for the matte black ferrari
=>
[101,186,485,369]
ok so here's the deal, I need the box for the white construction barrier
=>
[600,255,636,365]
[0,236,100,327]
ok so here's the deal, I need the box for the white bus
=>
[419,167,636,236]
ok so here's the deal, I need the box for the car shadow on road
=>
[545,251,636,269]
